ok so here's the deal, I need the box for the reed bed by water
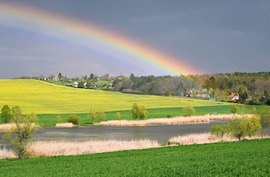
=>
[0,123,16,132]
[96,115,210,126]
[0,123,38,132]
[169,133,268,145]
[30,139,160,157]
[0,148,16,159]
[97,114,253,126]
[0,139,160,159]
[55,123,74,127]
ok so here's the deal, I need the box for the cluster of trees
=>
[211,106,270,140]
[1,105,38,159]
[113,74,199,96]
[192,72,270,105]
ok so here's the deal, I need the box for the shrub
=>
[67,115,80,127]
[251,107,257,114]
[3,106,38,159]
[88,108,106,123]
[165,91,171,96]
[259,107,270,136]
[131,103,148,120]
[55,115,61,123]
[210,124,228,137]
[182,105,195,116]
[230,105,238,115]
[115,112,121,120]
[227,116,261,141]
[1,105,12,123]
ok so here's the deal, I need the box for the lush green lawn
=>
[36,105,262,127]
[1,139,269,176]
[0,79,230,114]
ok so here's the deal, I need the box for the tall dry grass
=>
[208,114,253,120]
[0,148,16,159]
[97,114,253,126]
[30,139,160,157]
[96,115,210,126]
[0,123,16,132]
[169,133,268,145]
[55,123,74,127]
[0,123,38,132]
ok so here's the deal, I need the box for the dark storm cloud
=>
[0,0,269,78]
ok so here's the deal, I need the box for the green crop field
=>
[0,79,230,114]
[0,139,269,176]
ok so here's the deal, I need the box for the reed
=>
[55,123,74,127]
[30,139,160,157]
[169,133,268,145]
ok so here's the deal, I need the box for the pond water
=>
[1,120,230,147]
[1,120,269,148]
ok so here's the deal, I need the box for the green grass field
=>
[0,79,230,114]
[37,105,262,126]
[0,138,269,176]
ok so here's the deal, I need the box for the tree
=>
[88,108,106,123]
[1,105,12,123]
[3,106,38,159]
[131,103,148,120]
[115,112,121,120]
[66,115,80,127]
[227,116,261,141]
[231,105,238,115]
[90,73,94,80]
[58,73,62,81]
[182,105,196,116]
[210,124,228,138]
[259,107,270,136]
[165,90,171,96]
[240,91,248,103]
[78,81,85,88]
[55,115,61,123]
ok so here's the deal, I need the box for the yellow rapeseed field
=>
[0,79,229,114]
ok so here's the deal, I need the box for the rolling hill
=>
[0,79,230,114]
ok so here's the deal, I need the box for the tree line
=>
[14,71,270,105]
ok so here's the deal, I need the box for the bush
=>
[131,103,148,120]
[231,105,238,115]
[227,116,261,141]
[3,106,38,159]
[55,115,61,123]
[1,105,12,123]
[259,107,270,136]
[210,124,228,137]
[115,112,121,120]
[165,91,171,96]
[88,108,106,123]
[182,105,195,116]
[67,115,80,127]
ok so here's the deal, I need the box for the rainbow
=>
[0,2,200,75]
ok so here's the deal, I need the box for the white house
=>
[73,82,78,88]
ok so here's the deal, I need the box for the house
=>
[230,92,239,101]
[73,82,78,88]
[184,89,192,97]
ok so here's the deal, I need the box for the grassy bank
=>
[36,105,262,127]
[0,138,269,176]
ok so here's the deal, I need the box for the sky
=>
[0,0,269,79]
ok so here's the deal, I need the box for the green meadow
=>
[38,105,261,126]
[0,139,269,176]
